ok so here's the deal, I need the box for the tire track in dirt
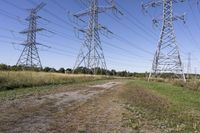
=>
[0,81,131,133]
[63,82,131,133]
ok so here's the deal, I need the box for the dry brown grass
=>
[119,83,170,112]
[0,71,111,90]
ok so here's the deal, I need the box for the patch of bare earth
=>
[0,82,131,133]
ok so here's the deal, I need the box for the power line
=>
[105,12,156,43]
[112,33,154,55]
[27,0,75,28]
[188,1,200,33]
[0,23,150,61]
[2,0,26,11]
[25,1,154,58]
[77,0,154,55]
[115,1,157,39]
[0,9,25,25]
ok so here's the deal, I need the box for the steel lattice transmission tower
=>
[72,0,122,74]
[142,0,186,82]
[16,3,46,69]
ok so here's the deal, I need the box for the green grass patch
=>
[130,80,200,111]
[120,80,200,132]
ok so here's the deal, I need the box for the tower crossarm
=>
[142,0,163,11]
[19,28,45,34]
[153,13,186,26]
[73,9,90,18]
[73,1,122,18]
[26,15,42,21]
[20,42,50,48]
[142,0,185,11]
[98,6,123,15]
[35,43,51,48]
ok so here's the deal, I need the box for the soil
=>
[0,81,131,133]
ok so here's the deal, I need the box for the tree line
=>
[0,64,148,77]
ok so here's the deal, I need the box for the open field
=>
[0,71,113,90]
[0,73,200,133]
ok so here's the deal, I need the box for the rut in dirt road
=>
[0,81,131,133]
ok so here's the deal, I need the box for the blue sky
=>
[0,0,199,73]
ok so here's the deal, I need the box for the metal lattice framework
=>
[142,0,186,82]
[16,3,46,69]
[73,0,122,74]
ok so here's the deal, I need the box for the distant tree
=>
[66,68,72,74]
[74,67,86,74]
[0,64,8,70]
[94,67,101,75]
[58,68,65,73]
[117,71,128,77]
[43,67,51,72]
[50,68,57,72]
[11,65,23,71]
[110,69,117,76]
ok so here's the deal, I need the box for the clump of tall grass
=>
[149,77,200,91]
[170,79,200,91]
[0,71,111,91]
[185,80,200,91]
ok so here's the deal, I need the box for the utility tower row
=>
[16,0,122,74]
[16,0,190,82]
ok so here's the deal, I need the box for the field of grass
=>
[150,77,200,91]
[0,71,113,90]
[120,80,200,132]
[0,71,114,100]
[1,71,200,132]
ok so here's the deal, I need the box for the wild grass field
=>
[120,80,200,132]
[1,71,200,132]
[0,71,114,100]
[0,71,112,90]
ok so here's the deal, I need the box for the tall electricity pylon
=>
[72,0,122,74]
[16,3,46,69]
[187,52,191,79]
[142,0,186,82]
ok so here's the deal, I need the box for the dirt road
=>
[0,81,131,133]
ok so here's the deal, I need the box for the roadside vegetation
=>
[120,80,200,132]
[150,78,200,91]
[0,71,113,91]
[0,71,117,101]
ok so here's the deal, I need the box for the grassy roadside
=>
[0,71,114,91]
[120,80,200,133]
[0,79,116,101]
[0,71,116,101]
